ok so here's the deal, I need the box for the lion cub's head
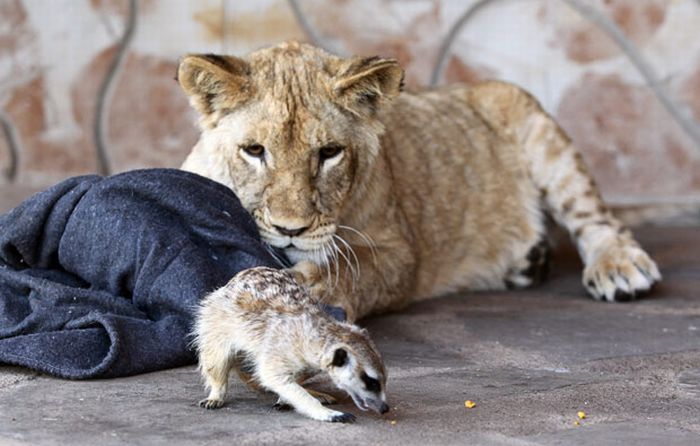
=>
[177,42,403,264]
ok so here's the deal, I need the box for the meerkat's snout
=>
[325,340,390,416]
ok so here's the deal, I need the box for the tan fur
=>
[179,42,661,321]
[192,266,388,422]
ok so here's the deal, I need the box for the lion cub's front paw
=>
[287,261,328,298]
[583,243,661,302]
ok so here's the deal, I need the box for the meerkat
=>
[192,266,390,423]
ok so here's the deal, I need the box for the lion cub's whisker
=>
[327,241,341,290]
[337,225,378,267]
[263,243,288,268]
[331,235,360,291]
[333,235,360,278]
[330,237,355,291]
[320,243,333,290]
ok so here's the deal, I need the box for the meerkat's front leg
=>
[257,357,355,422]
[272,388,338,411]
[267,380,355,422]
[268,380,355,423]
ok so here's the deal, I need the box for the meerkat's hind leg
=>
[198,349,235,410]
[295,371,338,405]
[235,358,266,393]
[306,388,338,405]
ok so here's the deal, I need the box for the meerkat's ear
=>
[331,348,348,367]
[177,54,253,126]
[332,56,404,116]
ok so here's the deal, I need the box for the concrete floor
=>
[1,226,699,445]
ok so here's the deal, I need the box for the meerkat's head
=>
[323,325,389,415]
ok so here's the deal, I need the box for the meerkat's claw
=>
[199,398,225,410]
[272,400,293,411]
[329,412,356,423]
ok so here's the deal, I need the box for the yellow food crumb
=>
[577,411,586,420]
[574,420,581,426]
[390,420,397,426]
[464,400,476,409]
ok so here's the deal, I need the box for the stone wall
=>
[1,0,699,213]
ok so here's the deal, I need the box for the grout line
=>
[93,0,138,176]
[0,110,21,182]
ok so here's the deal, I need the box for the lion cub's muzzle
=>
[273,225,309,237]
[262,228,339,269]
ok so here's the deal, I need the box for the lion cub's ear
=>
[332,56,404,116]
[177,54,253,126]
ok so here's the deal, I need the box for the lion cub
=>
[192,267,389,423]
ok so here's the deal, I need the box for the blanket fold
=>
[0,169,282,378]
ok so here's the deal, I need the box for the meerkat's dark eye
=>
[319,144,344,161]
[241,143,265,158]
[332,348,348,367]
[361,372,381,393]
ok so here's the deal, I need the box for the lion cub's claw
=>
[583,244,661,302]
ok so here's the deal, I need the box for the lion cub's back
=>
[379,82,546,297]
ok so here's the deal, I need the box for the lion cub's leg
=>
[469,81,661,301]
[503,238,551,290]
[522,115,660,301]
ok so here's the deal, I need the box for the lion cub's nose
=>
[273,225,309,237]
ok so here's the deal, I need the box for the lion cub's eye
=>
[319,144,344,161]
[241,143,265,158]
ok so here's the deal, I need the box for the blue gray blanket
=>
[0,169,283,378]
